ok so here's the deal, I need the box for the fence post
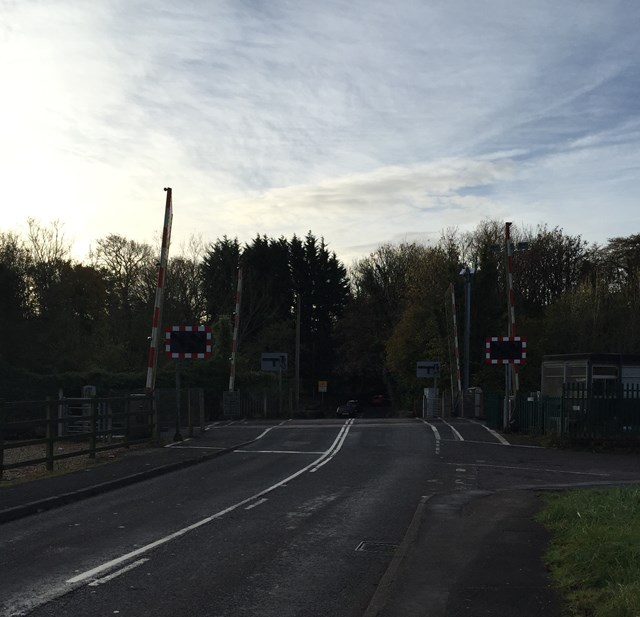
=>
[105,400,112,444]
[151,391,159,444]
[89,396,97,459]
[199,389,205,433]
[0,399,5,479]
[124,394,131,448]
[560,386,566,440]
[188,388,194,438]
[46,397,55,471]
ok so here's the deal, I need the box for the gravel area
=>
[1,441,155,486]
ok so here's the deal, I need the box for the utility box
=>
[423,387,440,418]
[464,387,483,418]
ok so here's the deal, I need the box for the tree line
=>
[1,218,640,406]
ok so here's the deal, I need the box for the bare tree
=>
[26,218,71,264]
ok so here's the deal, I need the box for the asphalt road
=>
[3,412,640,617]
[2,415,438,616]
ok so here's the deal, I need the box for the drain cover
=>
[355,541,399,554]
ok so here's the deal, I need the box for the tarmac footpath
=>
[365,488,563,617]
[0,427,264,524]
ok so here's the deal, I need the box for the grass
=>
[537,486,640,617]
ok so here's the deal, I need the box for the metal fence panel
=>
[510,383,640,440]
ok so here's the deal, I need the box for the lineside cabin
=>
[541,353,640,398]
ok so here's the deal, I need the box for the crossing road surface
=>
[2,415,640,617]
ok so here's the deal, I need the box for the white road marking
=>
[445,462,610,476]
[66,420,353,585]
[234,449,325,454]
[420,420,441,454]
[164,439,193,448]
[245,498,268,510]
[441,419,464,441]
[87,559,149,586]
[310,419,353,473]
[165,426,274,449]
[440,438,541,448]
[166,446,228,451]
[468,419,511,445]
[254,427,274,440]
[274,422,416,429]
[422,421,441,441]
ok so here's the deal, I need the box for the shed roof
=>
[542,353,640,364]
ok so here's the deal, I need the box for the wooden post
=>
[124,394,131,448]
[188,388,194,438]
[0,399,5,479]
[560,384,566,439]
[89,396,97,459]
[46,397,55,471]
[199,389,205,434]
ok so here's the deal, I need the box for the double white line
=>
[310,418,354,472]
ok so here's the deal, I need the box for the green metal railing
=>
[510,383,640,440]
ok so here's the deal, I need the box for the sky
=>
[1,0,639,267]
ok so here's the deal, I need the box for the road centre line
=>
[420,419,441,454]
[444,462,610,477]
[310,419,353,473]
[65,420,353,585]
[420,419,441,441]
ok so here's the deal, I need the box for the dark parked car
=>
[336,400,359,417]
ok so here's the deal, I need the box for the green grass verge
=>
[537,486,640,617]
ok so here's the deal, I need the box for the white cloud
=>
[1,0,639,265]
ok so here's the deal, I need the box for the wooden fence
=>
[0,394,155,478]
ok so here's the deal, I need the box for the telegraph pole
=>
[459,266,475,390]
[295,293,301,414]
[228,266,243,392]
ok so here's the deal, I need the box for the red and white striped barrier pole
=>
[145,188,173,394]
[228,266,243,391]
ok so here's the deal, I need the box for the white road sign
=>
[261,352,288,371]
[417,360,440,378]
